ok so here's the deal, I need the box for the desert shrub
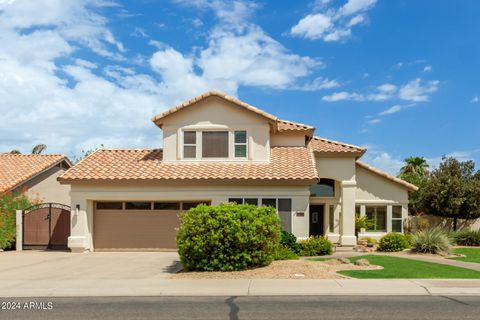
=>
[280,231,300,253]
[273,246,299,260]
[452,229,480,246]
[377,233,410,252]
[298,236,333,256]
[411,228,452,254]
[176,203,281,271]
[0,192,32,250]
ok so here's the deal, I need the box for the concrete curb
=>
[1,279,480,298]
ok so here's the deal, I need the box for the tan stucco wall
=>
[270,132,306,147]
[355,165,409,204]
[68,183,311,251]
[15,165,70,205]
[161,97,271,162]
[316,157,356,181]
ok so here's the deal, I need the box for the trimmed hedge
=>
[298,236,333,256]
[176,203,281,271]
[377,233,410,252]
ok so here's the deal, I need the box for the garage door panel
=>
[94,209,180,250]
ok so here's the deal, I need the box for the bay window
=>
[365,206,387,232]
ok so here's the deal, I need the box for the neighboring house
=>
[0,154,72,205]
[59,92,417,252]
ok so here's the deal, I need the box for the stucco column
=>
[68,197,89,253]
[16,210,22,251]
[340,180,357,246]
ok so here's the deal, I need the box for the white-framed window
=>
[227,197,292,232]
[392,205,403,232]
[182,130,248,159]
[365,205,387,232]
[202,131,229,158]
[183,131,197,158]
[234,130,247,158]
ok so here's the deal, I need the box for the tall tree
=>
[400,156,429,177]
[31,144,47,154]
[417,157,480,230]
[399,156,429,215]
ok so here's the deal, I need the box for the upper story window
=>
[234,131,247,158]
[310,178,335,197]
[183,131,197,158]
[182,130,248,159]
[202,131,229,158]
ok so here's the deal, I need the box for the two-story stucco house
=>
[59,91,417,252]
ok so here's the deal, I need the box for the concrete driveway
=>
[0,251,181,280]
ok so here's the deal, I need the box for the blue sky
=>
[0,0,479,174]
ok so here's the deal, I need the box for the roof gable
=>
[0,154,72,193]
[152,91,278,128]
[356,161,418,191]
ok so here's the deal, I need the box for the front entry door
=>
[309,205,324,236]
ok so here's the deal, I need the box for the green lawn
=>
[311,255,480,279]
[450,248,480,263]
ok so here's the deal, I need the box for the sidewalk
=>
[1,279,479,297]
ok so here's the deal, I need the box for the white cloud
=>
[323,79,439,103]
[361,148,404,175]
[290,0,377,42]
[399,78,439,102]
[290,14,333,40]
[368,118,381,124]
[423,65,432,72]
[322,91,365,102]
[0,0,328,155]
[379,104,403,116]
[471,96,479,103]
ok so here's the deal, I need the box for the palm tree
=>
[31,144,47,154]
[7,144,47,155]
[400,156,429,177]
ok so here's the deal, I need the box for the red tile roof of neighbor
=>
[58,147,319,183]
[0,154,71,193]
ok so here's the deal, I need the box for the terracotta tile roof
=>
[276,119,314,136]
[356,161,418,191]
[151,91,278,127]
[308,136,366,156]
[59,147,319,183]
[0,154,71,193]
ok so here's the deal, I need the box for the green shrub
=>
[377,233,410,252]
[452,229,480,246]
[0,192,32,250]
[176,203,281,271]
[411,228,452,254]
[273,246,299,260]
[298,236,333,256]
[280,231,300,253]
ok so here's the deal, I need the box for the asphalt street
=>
[1,295,480,320]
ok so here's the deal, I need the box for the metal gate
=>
[22,203,71,250]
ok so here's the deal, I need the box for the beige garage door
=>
[93,201,208,251]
